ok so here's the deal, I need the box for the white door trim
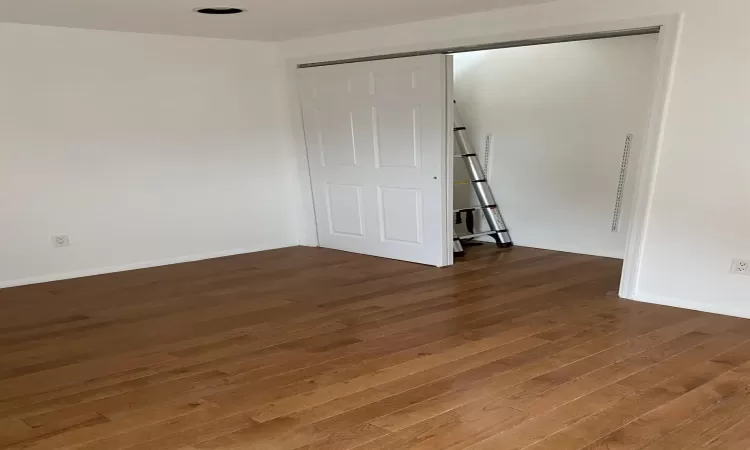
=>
[443,57,455,267]
[284,13,683,297]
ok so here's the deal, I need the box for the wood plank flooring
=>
[1,245,750,449]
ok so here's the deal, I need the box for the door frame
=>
[284,13,682,296]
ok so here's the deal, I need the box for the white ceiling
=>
[0,0,557,42]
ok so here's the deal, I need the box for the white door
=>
[298,55,451,266]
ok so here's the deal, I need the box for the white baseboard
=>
[632,292,750,320]
[471,236,625,259]
[0,244,295,289]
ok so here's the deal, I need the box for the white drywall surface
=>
[452,35,659,259]
[0,23,298,287]
[281,0,750,318]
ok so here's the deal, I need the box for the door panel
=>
[298,55,450,266]
[378,187,423,244]
[325,184,364,237]
[373,105,420,168]
[319,109,357,166]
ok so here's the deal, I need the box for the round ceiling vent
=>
[194,7,246,15]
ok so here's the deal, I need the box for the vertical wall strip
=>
[483,134,493,179]
[612,134,633,232]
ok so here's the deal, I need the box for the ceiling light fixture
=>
[194,7,246,15]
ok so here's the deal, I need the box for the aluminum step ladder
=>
[453,103,513,256]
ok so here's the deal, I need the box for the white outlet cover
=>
[730,259,749,275]
[52,235,71,247]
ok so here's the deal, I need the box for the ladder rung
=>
[453,154,477,158]
[454,179,487,185]
[454,206,497,213]
[457,230,507,240]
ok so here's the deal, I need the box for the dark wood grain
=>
[0,245,748,450]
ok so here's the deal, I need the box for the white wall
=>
[0,23,299,287]
[280,0,750,318]
[452,35,659,259]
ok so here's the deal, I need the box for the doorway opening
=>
[292,20,676,299]
[450,34,660,296]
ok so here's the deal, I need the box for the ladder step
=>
[454,154,477,158]
[454,179,487,185]
[454,205,497,213]
[457,230,508,240]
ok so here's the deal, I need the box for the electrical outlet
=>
[730,259,749,275]
[52,235,71,247]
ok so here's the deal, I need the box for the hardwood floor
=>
[1,245,750,450]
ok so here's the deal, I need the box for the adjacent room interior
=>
[451,34,659,288]
[1,1,750,448]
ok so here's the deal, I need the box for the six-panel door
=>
[297,55,449,266]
